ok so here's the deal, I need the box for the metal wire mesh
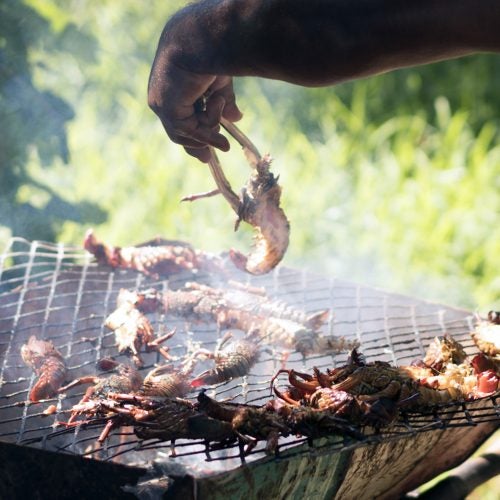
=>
[0,237,497,476]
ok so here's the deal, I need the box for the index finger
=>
[160,113,230,152]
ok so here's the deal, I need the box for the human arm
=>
[148,0,500,161]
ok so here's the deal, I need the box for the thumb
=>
[223,100,243,122]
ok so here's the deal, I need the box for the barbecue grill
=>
[0,237,498,499]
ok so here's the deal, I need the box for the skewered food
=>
[21,336,67,402]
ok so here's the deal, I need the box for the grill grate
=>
[0,237,498,486]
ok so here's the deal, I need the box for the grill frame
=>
[0,237,498,498]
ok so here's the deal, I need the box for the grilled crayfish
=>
[141,357,197,399]
[98,391,289,454]
[21,336,67,402]
[104,289,177,367]
[103,394,236,449]
[111,284,356,357]
[423,335,468,371]
[84,229,225,278]
[272,362,416,428]
[58,361,143,417]
[196,390,290,454]
[272,343,499,428]
[471,311,500,358]
[183,119,289,275]
[100,390,361,452]
[57,360,143,442]
[190,333,260,387]
[89,391,283,455]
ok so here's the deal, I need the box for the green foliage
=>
[1,0,498,310]
[0,0,105,242]
[237,74,500,309]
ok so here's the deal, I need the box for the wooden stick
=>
[410,438,500,499]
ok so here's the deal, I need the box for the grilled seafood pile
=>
[104,283,357,358]
[57,360,143,443]
[56,355,201,443]
[272,337,499,429]
[182,119,290,275]
[49,389,364,455]
[57,335,496,453]
[21,336,67,402]
[27,324,498,455]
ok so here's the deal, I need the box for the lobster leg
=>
[357,380,402,401]
[58,376,99,393]
[181,188,221,202]
[97,419,116,444]
[147,328,177,362]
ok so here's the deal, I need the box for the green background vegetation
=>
[1,0,499,312]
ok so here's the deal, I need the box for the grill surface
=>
[0,237,498,498]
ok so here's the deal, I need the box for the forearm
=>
[148,0,500,160]
[157,0,500,85]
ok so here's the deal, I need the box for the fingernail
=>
[219,138,230,152]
